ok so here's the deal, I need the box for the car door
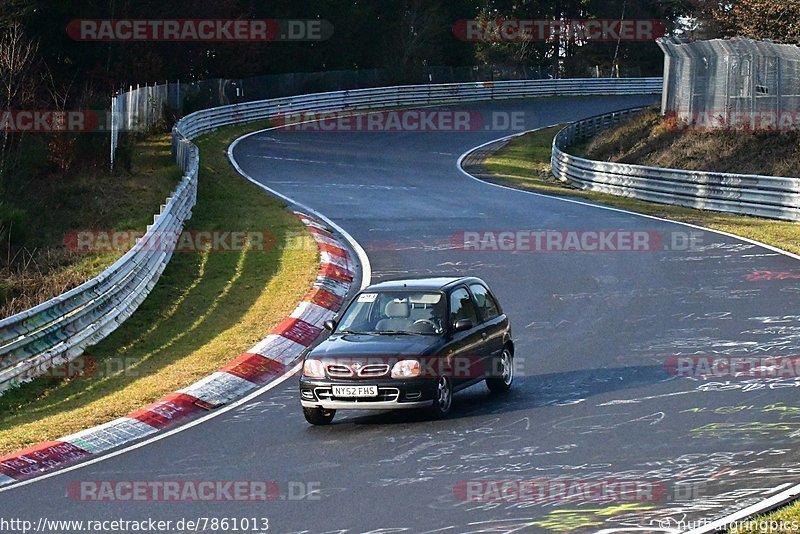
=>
[469,283,506,379]
[444,286,486,388]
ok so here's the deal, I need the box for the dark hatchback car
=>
[299,276,514,425]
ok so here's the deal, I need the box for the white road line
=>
[684,484,800,534]
[456,126,800,262]
[229,125,373,290]
[457,124,800,533]
[7,106,787,513]
[0,363,302,493]
[0,120,375,494]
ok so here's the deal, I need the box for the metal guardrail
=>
[0,153,198,394]
[173,77,663,186]
[551,108,800,221]
[0,77,661,395]
[172,77,663,140]
[109,64,581,168]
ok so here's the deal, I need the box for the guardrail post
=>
[0,78,664,395]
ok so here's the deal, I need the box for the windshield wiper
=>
[337,329,375,335]
[373,330,416,335]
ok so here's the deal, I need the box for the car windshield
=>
[336,291,446,335]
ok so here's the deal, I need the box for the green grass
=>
[481,126,800,256]
[0,120,319,454]
[575,107,800,178]
[0,137,183,318]
[480,123,800,533]
[725,503,800,533]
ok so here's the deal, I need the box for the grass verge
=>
[726,502,800,533]
[575,107,800,178]
[0,120,318,454]
[480,126,800,256]
[0,137,183,318]
[479,123,800,534]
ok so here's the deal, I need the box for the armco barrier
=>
[0,162,198,394]
[0,77,661,395]
[0,77,663,485]
[0,212,353,484]
[551,108,800,221]
[171,77,663,172]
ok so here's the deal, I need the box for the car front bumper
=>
[300,399,433,410]
[299,377,436,410]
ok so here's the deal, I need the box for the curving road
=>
[2,95,800,533]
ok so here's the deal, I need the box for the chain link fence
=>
[657,37,800,127]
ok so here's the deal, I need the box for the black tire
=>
[303,407,336,425]
[428,376,453,418]
[486,346,514,393]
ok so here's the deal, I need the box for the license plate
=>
[332,385,378,398]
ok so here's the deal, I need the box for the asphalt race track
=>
[3,95,800,533]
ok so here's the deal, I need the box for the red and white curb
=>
[0,212,354,487]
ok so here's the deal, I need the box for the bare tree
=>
[0,23,40,178]
[684,0,800,42]
[389,0,446,81]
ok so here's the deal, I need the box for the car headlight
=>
[303,359,326,378]
[391,359,421,379]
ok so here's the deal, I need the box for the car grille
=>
[314,387,400,403]
[359,364,390,377]
[326,364,353,378]
[325,363,390,378]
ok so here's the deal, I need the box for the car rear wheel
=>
[303,407,336,425]
[486,347,513,392]
[428,377,453,418]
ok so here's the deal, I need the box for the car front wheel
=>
[428,376,453,418]
[486,347,514,392]
[303,407,336,425]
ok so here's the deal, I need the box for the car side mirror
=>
[453,319,474,332]
[323,320,337,333]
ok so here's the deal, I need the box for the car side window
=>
[470,284,500,322]
[449,287,479,328]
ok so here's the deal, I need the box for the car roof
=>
[364,276,485,292]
